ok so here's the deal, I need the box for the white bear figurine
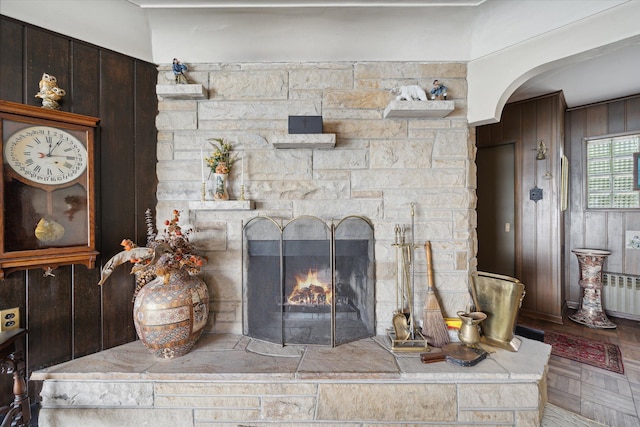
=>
[391,85,428,101]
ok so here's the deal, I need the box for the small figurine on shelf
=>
[430,80,448,100]
[172,58,188,84]
[391,85,428,101]
[35,72,66,109]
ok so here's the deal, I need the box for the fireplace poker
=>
[402,240,415,339]
[410,202,416,338]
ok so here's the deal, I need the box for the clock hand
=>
[48,138,64,156]
[37,153,74,160]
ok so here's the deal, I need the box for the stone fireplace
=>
[28,60,552,427]
[243,215,375,346]
[155,60,474,338]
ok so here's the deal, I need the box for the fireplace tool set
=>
[388,203,429,352]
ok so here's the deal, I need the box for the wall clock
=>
[0,100,99,279]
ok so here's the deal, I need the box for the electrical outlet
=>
[0,307,20,331]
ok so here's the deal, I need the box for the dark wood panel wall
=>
[476,93,566,324]
[0,15,158,402]
[565,95,640,303]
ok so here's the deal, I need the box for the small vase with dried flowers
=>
[99,209,209,358]
[205,138,237,200]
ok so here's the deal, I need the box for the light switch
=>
[505,223,511,232]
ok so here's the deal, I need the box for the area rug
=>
[544,331,624,374]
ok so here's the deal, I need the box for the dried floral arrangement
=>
[99,209,206,300]
[205,138,237,175]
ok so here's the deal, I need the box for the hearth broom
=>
[423,241,450,348]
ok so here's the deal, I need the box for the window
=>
[586,133,640,209]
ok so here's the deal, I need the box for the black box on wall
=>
[288,116,323,134]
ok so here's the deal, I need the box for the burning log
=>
[288,269,331,306]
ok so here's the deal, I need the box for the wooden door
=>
[477,143,515,277]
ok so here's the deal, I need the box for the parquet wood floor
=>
[520,309,640,427]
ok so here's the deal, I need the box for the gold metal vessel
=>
[456,311,486,346]
[470,272,526,351]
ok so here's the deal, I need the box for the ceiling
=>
[507,39,640,108]
[127,0,488,7]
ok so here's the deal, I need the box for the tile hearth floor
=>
[29,309,638,426]
[520,309,640,427]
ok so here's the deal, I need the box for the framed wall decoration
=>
[0,100,99,278]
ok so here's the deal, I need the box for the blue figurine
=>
[430,79,448,100]
[172,58,188,84]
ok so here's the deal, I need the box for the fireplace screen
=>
[243,215,375,346]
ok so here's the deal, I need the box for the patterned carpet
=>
[544,330,624,374]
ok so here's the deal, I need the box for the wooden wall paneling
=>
[625,96,640,130]
[0,17,24,102]
[584,212,608,248]
[519,101,538,313]
[133,61,159,243]
[495,93,565,323]
[475,123,492,148]
[535,96,561,321]
[534,97,554,313]
[504,105,523,289]
[606,211,625,273]
[585,104,609,137]
[488,121,504,146]
[1,16,159,385]
[624,214,640,275]
[607,100,626,134]
[566,108,587,302]
[72,266,102,358]
[552,95,564,319]
[622,97,640,276]
[555,95,567,315]
[70,42,100,117]
[98,51,137,349]
[502,105,522,143]
[566,95,640,311]
[27,267,72,370]
[25,27,70,110]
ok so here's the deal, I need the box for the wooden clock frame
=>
[0,100,99,279]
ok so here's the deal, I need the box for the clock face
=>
[4,125,88,185]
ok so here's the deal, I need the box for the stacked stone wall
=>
[154,61,475,335]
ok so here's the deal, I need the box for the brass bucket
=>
[470,272,526,351]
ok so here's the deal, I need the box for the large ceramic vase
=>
[133,270,209,358]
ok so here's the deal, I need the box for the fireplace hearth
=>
[243,215,375,346]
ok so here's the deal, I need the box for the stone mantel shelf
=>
[189,200,255,211]
[156,84,207,100]
[383,100,455,119]
[272,134,336,149]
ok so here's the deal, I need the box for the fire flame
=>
[288,269,332,305]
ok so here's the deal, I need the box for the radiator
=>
[602,272,640,318]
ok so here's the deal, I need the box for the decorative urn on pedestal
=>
[99,209,209,358]
[569,248,615,329]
